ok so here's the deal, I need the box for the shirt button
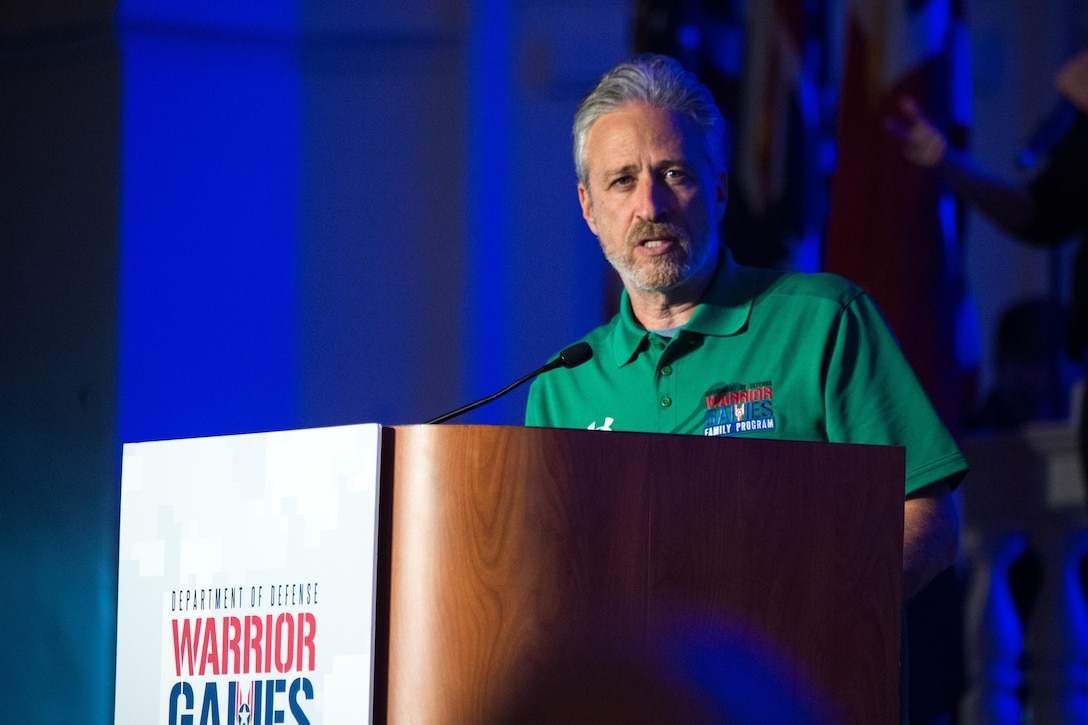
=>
[660,396,672,408]
[661,365,673,377]
[653,341,665,350]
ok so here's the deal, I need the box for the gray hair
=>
[573,53,726,186]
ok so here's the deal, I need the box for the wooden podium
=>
[374,425,905,723]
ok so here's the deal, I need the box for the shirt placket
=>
[650,334,678,430]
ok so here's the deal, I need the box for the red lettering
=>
[199,616,219,675]
[222,616,242,675]
[264,614,274,674]
[174,612,318,678]
[172,618,201,677]
[274,613,295,672]
[297,613,316,671]
[245,615,264,674]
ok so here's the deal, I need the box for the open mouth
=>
[637,237,679,254]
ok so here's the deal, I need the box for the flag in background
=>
[634,0,830,272]
[823,0,978,431]
[732,0,828,273]
[735,0,803,219]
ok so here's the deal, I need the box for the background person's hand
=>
[886,95,949,168]
[1056,50,1088,114]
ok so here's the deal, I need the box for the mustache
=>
[626,220,688,246]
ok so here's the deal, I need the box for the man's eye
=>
[665,168,688,180]
[611,175,634,187]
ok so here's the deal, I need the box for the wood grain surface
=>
[380,425,904,724]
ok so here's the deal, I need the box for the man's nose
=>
[635,176,669,221]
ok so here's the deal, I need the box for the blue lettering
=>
[172,676,312,725]
[704,407,722,427]
[169,682,195,725]
[289,678,314,725]
[267,679,285,725]
[199,682,221,725]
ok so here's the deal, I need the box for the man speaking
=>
[526,54,966,603]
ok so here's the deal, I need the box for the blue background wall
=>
[115,1,619,441]
[1,0,1083,721]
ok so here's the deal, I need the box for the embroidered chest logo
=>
[703,381,776,437]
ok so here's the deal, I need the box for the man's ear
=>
[716,171,729,221]
[578,182,599,236]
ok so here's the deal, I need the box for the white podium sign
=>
[115,424,383,725]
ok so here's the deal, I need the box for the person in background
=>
[889,50,1088,492]
[970,298,1071,431]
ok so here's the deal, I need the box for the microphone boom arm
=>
[423,342,592,425]
[424,368,549,425]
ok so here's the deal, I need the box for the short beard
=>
[610,250,689,292]
[604,220,707,293]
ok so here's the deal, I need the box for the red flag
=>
[824,0,976,430]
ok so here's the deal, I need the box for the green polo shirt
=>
[525,257,967,495]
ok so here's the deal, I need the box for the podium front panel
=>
[382,425,904,724]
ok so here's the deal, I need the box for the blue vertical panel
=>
[463,0,513,423]
[499,5,621,425]
[120,29,300,443]
[119,0,297,36]
[298,41,467,428]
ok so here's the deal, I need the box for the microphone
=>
[424,342,593,425]
[1017,98,1081,169]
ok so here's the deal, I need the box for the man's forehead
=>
[588,103,691,139]
[583,104,705,176]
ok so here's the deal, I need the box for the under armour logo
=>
[588,417,614,431]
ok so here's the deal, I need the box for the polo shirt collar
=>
[610,251,755,367]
